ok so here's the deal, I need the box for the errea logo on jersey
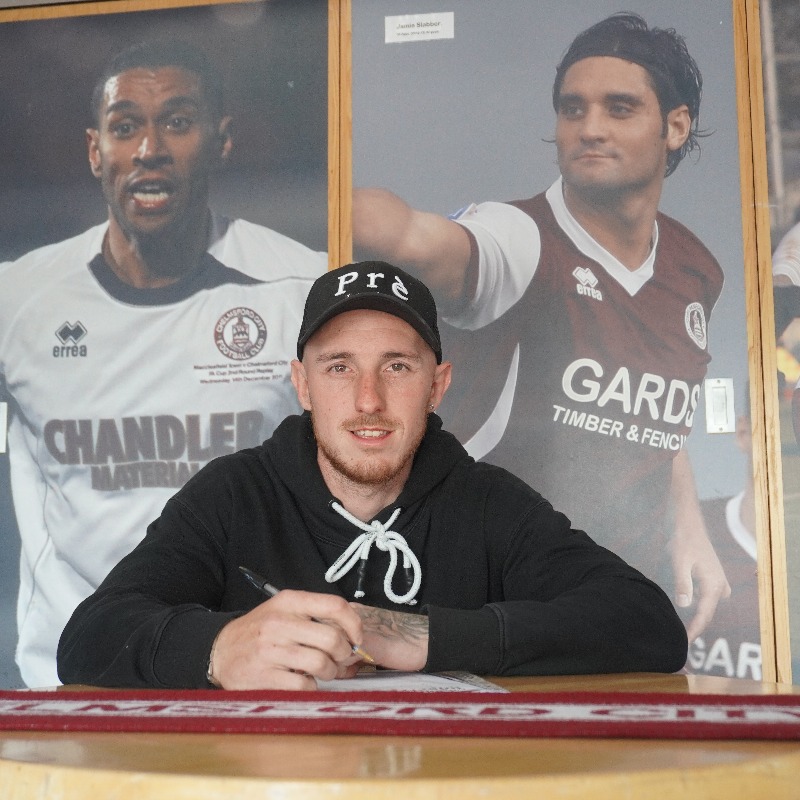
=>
[572,267,603,301]
[53,321,88,358]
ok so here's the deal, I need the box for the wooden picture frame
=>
[737,0,789,685]
[346,0,787,683]
[0,0,333,687]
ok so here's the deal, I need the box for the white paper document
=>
[317,670,507,692]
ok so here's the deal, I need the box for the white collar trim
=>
[546,177,657,297]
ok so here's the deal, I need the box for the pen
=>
[238,566,375,664]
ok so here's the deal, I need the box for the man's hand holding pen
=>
[208,589,366,691]
[206,566,430,690]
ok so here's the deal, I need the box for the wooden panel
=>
[737,0,792,684]
[0,0,253,23]
[332,0,352,267]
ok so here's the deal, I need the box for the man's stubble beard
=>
[311,412,426,489]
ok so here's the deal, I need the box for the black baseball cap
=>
[297,261,442,363]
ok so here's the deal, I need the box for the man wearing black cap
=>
[58,261,687,690]
[353,13,729,646]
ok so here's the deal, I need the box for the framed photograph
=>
[0,0,334,687]
[349,0,782,680]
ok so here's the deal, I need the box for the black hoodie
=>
[58,413,687,688]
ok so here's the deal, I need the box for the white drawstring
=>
[325,503,421,605]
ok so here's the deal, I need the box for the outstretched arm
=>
[353,187,473,308]
[670,449,731,642]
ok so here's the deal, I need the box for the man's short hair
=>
[90,40,224,126]
[552,13,703,177]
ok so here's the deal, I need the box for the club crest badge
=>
[214,307,267,360]
[684,302,707,350]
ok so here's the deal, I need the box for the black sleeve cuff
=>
[153,607,241,688]
[423,605,502,675]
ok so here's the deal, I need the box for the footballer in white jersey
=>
[0,38,331,688]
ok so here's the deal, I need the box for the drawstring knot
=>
[325,503,421,605]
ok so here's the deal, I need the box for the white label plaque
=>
[385,12,454,44]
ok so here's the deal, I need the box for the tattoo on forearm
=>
[360,607,429,644]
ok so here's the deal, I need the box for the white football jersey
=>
[0,214,327,686]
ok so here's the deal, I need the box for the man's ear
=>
[217,116,233,162]
[665,104,690,153]
[86,129,102,178]
[290,359,312,411]
[429,361,453,411]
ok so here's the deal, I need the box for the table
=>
[2,673,800,799]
